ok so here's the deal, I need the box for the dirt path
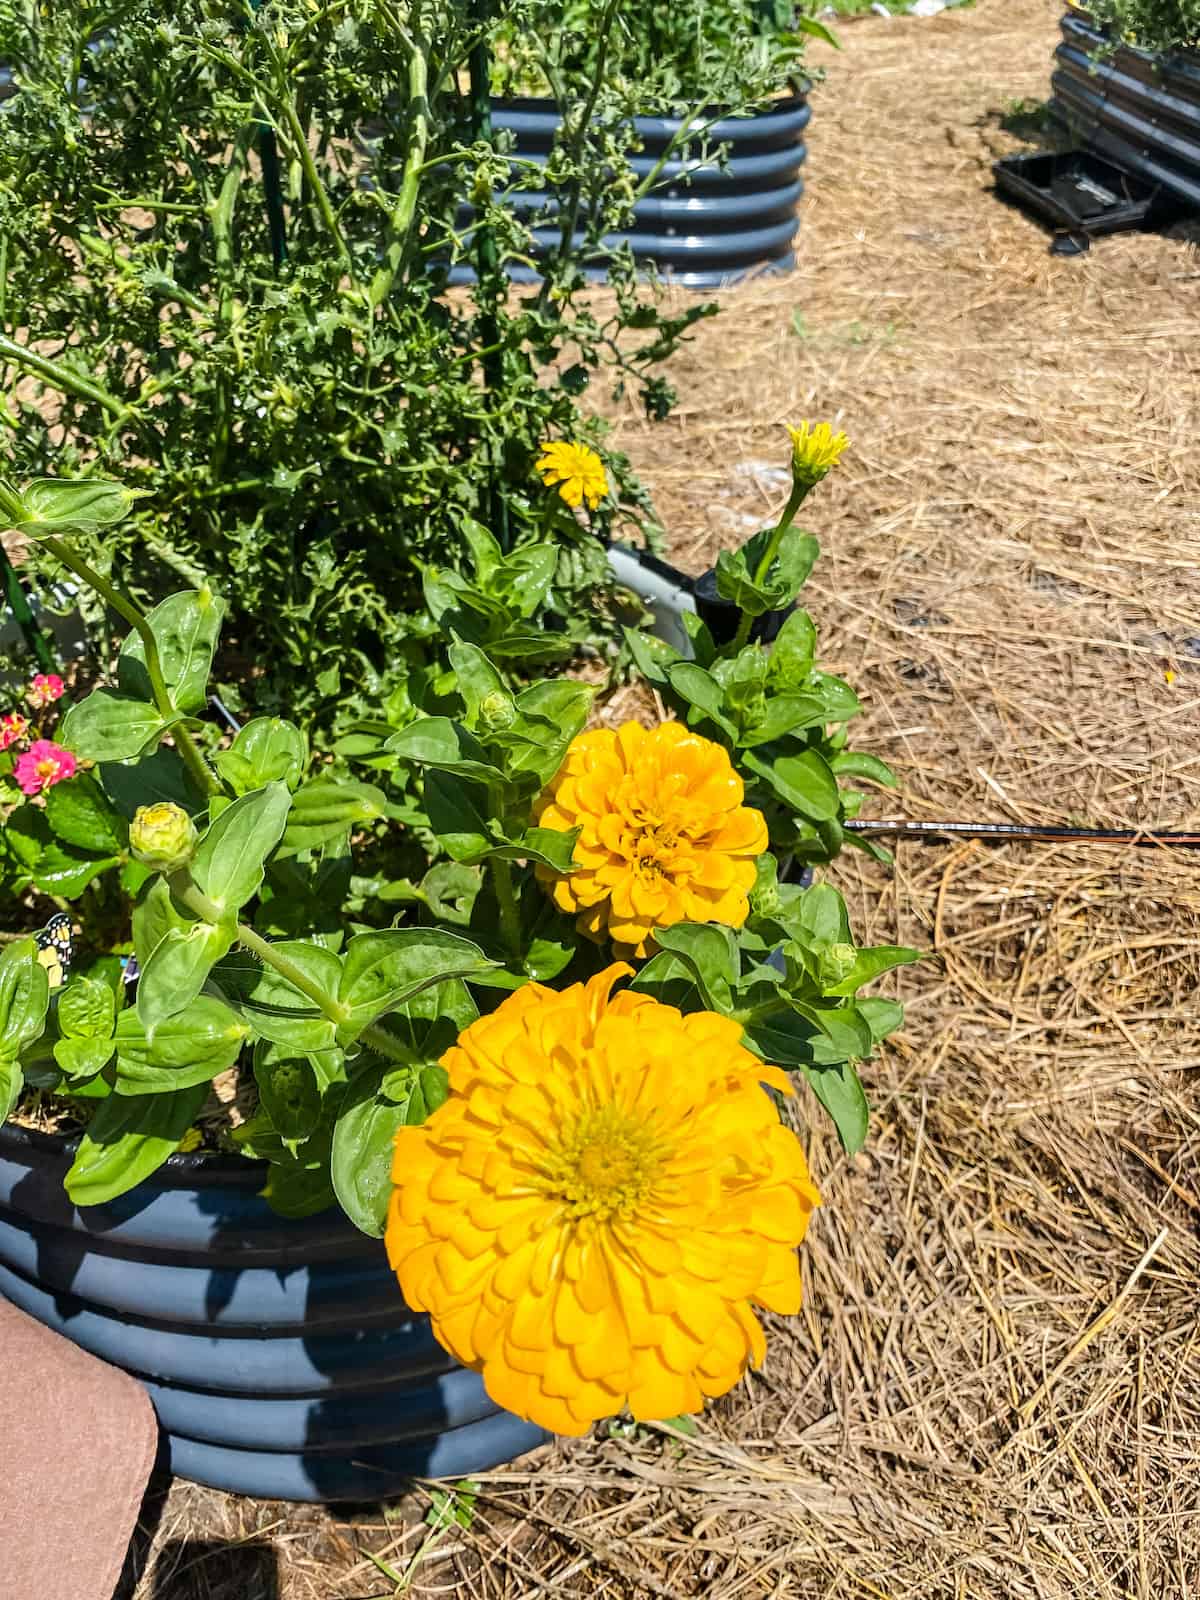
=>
[127,6,1200,1596]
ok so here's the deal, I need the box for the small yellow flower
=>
[385,965,821,1436]
[533,721,768,959]
[536,441,608,511]
[786,420,850,489]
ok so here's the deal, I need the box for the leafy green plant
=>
[0,0,731,721]
[3,473,915,1227]
[1082,0,1200,50]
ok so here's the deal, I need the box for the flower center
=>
[35,759,58,779]
[544,1105,662,1221]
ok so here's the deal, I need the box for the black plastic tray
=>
[993,149,1165,236]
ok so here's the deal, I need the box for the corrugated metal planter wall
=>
[489,94,811,287]
[0,1125,546,1502]
[1052,7,1200,206]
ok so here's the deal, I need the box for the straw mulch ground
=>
[121,1,1200,1595]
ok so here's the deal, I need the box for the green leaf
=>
[0,939,50,1055]
[745,748,840,822]
[681,610,718,668]
[740,694,827,747]
[822,945,923,997]
[794,883,852,946]
[502,543,558,617]
[222,941,343,1052]
[112,995,249,1094]
[58,976,116,1041]
[448,640,509,726]
[118,586,226,714]
[279,777,387,855]
[54,1035,116,1080]
[261,1161,337,1219]
[60,690,168,763]
[337,929,495,1036]
[791,1000,874,1060]
[136,921,237,1033]
[857,997,905,1043]
[665,663,738,740]
[1,806,49,869]
[331,1064,428,1236]
[460,516,503,583]
[31,842,122,898]
[715,527,819,616]
[214,717,308,795]
[769,609,817,685]
[629,948,703,1012]
[423,770,491,862]
[100,749,202,819]
[15,477,138,536]
[44,773,128,853]
[191,782,291,915]
[253,1040,323,1141]
[829,751,898,788]
[420,863,481,925]
[64,1082,209,1205]
[132,875,193,968]
[0,1057,22,1122]
[623,626,679,687]
[798,1060,869,1154]
[386,717,507,784]
[653,924,739,1010]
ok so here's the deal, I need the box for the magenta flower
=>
[26,673,66,710]
[14,740,77,796]
[0,712,30,752]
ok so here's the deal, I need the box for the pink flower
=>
[26,673,65,710]
[0,712,30,752]
[14,740,77,796]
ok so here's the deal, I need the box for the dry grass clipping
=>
[120,1,1200,1594]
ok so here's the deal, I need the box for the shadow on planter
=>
[0,1125,547,1502]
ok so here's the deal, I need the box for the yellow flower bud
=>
[786,420,850,491]
[129,802,199,873]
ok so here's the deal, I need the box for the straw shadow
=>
[141,1538,280,1600]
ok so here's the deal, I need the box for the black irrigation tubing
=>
[847,820,1200,850]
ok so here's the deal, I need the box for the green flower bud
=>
[817,941,858,987]
[129,802,198,872]
[479,690,515,731]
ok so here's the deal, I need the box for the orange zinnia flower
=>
[533,720,768,958]
[385,965,821,1436]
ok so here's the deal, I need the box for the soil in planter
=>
[11,1064,258,1153]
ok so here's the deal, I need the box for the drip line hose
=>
[847,820,1200,850]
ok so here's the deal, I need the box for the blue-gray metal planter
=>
[1052,9,1200,207]
[0,1124,546,1502]
[490,93,811,287]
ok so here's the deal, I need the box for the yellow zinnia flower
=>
[385,964,821,1436]
[533,721,768,959]
[786,419,850,489]
[536,440,608,510]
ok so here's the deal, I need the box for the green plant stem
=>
[38,534,222,799]
[0,332,133,422]
[729,480,809,654]
[489,856,522,961]
[176,879,414,1061]
[232,918,351,1024]
[369,32,430,308]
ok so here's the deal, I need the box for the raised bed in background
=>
[480,94,811,288]
[1052,8,1200,208]
[0,1124,546,1502]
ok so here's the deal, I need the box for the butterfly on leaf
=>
[35,912,74,991]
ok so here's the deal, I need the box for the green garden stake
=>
[0,539,56,673]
